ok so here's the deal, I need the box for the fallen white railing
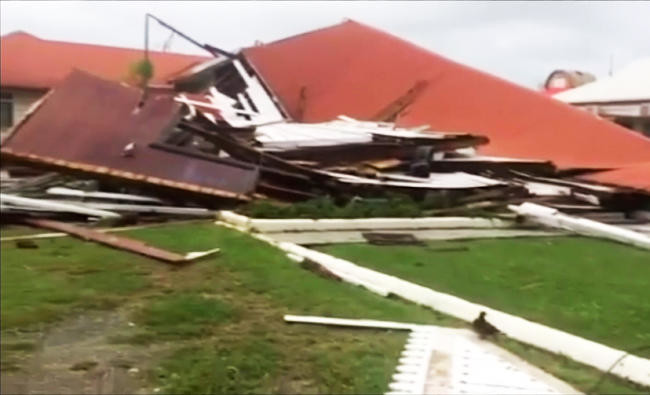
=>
[509,202,650,250]
[285,315,580,394]
[217,214,650,386]
[218,210,513,233]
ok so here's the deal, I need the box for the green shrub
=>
[128,58,154,88]
[239,192,459,219]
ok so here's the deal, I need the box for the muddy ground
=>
[1,309,172,395]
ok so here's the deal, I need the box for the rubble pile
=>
[1,47,648,232]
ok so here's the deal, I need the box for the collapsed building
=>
[1,20,649,225]
[1,18,650,391]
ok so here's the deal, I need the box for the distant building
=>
[553,58,650,137]
[0,31,208,133]
[542,70,596,96]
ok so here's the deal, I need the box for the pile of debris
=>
[1,52,649,237]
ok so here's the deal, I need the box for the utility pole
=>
[140,13,236,107]
[139,13,151,108]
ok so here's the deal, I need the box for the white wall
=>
[1,87,47,133]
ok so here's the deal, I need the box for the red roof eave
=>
[0,31,210,89]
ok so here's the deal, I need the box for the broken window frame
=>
[1,91,14,129]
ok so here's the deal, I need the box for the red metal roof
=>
[2,70,256,200]
[0,31,210,89]
[243,21,650,170]
[579,162,650,193]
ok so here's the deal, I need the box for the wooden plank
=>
[373,80,429,122]
[362,232,424,246]
[22,218,219,264]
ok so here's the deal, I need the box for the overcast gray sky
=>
[2,1,648,88]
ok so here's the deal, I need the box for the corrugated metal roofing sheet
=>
[243,20,650,170]
[579,162,650,193]
[0,31,209,89]
[2,70,257,200]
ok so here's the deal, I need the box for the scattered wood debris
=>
[362,232,424,246]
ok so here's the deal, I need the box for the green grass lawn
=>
[1,222,454,394]
[1,235,153,329]
[0,225,52,238]
[1,224,647,393]
[320,237,650,358]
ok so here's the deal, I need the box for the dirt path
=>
[1,309,169,395]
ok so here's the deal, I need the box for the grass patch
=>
[122,223,453,393]
[498,338,649,394]
[0,225,48,238]
[155,339,279,394]
[153,326,406,395]
[2,222,646,393]
[320,237,650,357]
[135,292,234,340]
[125,223,456,326]
[2,222,434,393]
[1,237,155,329]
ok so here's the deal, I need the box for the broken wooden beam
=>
[373,80,429,122]
[362,232,425,246]
[21,218,219,264]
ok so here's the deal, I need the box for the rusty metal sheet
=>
[0,149,251,203]
[2,70,257,200]
[22,218,219,264]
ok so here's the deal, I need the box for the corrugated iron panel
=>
[2,70,257,200]
[243,20,650,170]
[579,162,650,193]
